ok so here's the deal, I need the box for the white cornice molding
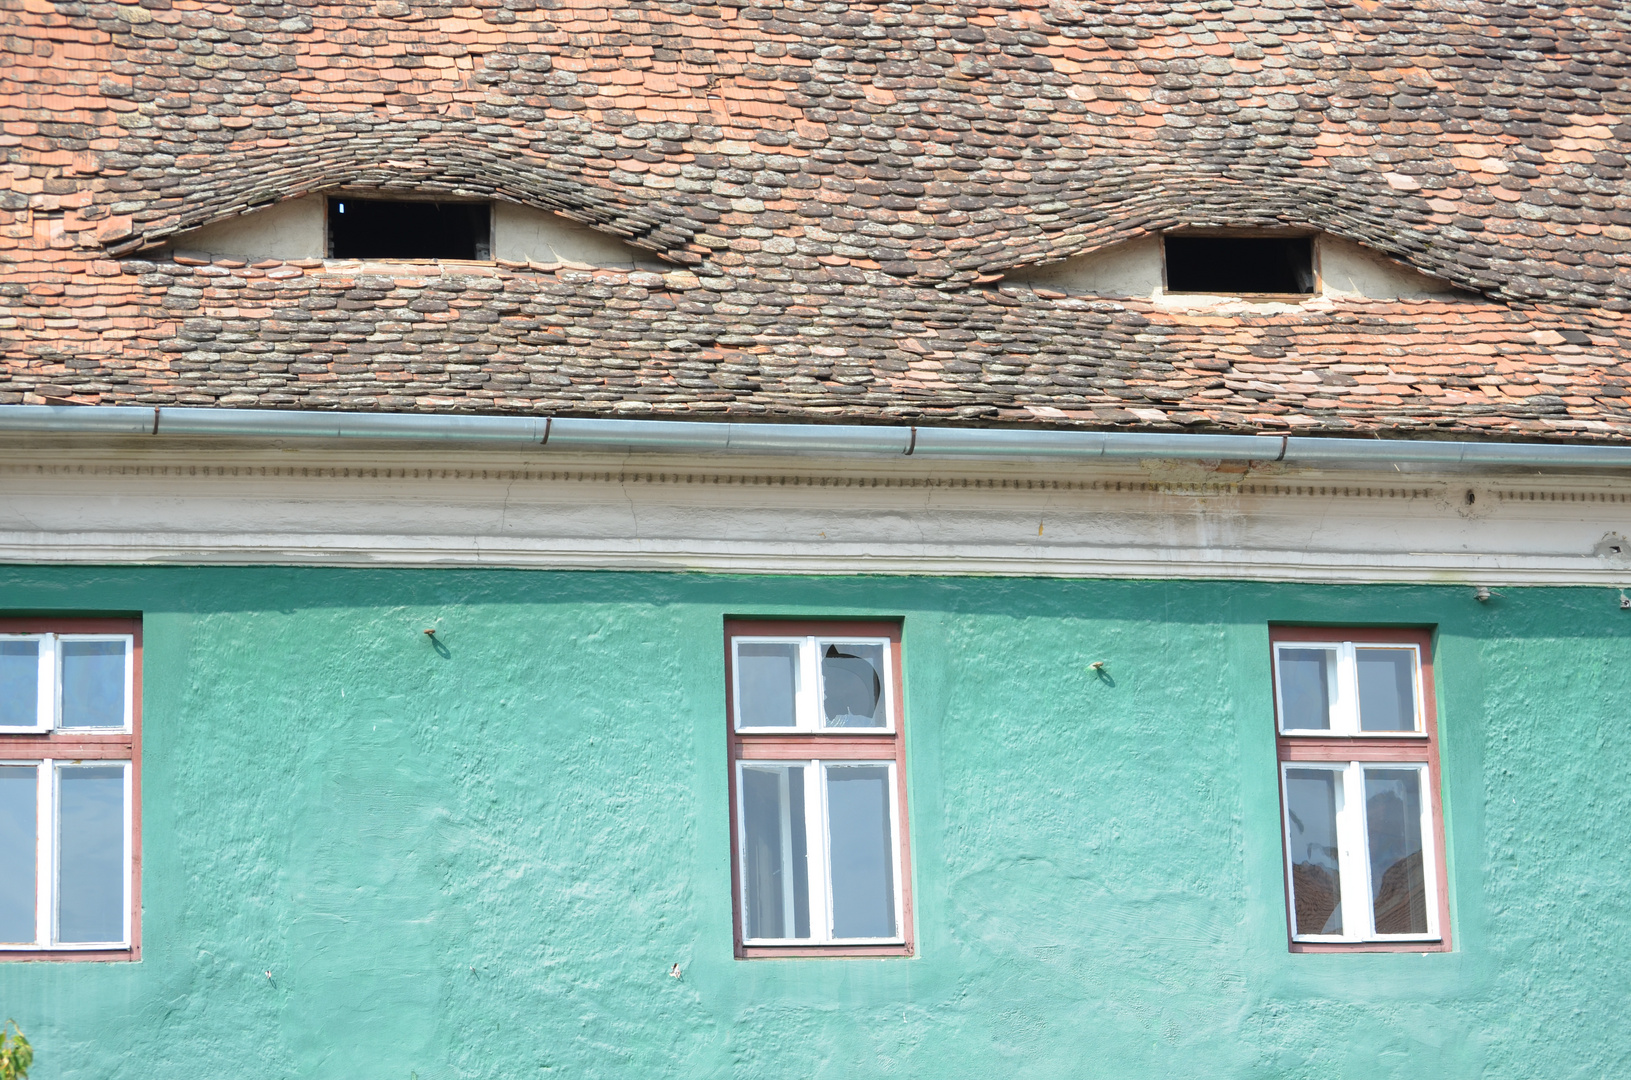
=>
[1,447,1628,585]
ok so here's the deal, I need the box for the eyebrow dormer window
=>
[1165,234,1315,295]
[327,198,491,261]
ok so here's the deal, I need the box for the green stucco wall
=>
[1,567,1628,1079]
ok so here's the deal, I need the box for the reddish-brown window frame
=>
[1272,625,1450,953]
[0,617,142,962]
[725,619,914,959]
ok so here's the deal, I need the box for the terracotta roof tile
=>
[0,0,1628,438]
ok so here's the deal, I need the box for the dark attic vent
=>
[1164,235,1315,295]
[327,198,491,260]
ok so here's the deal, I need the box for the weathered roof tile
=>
[2,0,1629,438]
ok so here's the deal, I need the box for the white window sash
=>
[730,636,805,733]
[1282,760,1439,944]
[737,758,904,947]
[54,634,135,734]
[811,637,895,734]
[0,635,54,733]
[1274,640,1426,738]
[1356,761,1439,942]
[0,758,132,951]
[732,636,896,734]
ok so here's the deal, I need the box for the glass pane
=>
[820,642,887,729]
[1357,649,1418,732]
[826,765,896,938]
[1365,768,1429,935]
[61,640,126,728]
[0,766,36,943]
[740,765,809,940]
[736,643,799,728]
[57,765,125,944]
[1284,769,1342,936]
[1278,648,1334,730]
[0,640,40,728]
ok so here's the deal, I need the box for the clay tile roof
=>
[2,0,1629,441]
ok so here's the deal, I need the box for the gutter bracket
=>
[540,416,552,447]
[904,427,917,456]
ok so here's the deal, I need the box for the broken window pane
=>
[1285,768,1342,936]
[820,642,887,728]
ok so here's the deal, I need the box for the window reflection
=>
[1357,649,1417,732]
[0,641,38,728]
[1285,769,1342,936]
[1365,769,1428,934]
[1278,647,1333,730]
[60,640,125,729]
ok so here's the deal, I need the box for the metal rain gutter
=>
[3,405,1631,470]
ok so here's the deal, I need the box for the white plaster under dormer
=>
[177,195,327,261]
[168,194,666,270]
[1006,234,1472,309]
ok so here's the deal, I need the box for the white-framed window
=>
[1273,640,1424,736]
[0,761,133,949]
[727,620,913,958]
[731,635,896,733]
[0,619,141,959]
[1272,627,1449,952]
[1,633,135,733]
[737,759,903,946]
[1280,761,1439,943]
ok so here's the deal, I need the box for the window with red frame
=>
[0,619,141,959]
[725,620,913,958]
[1272,626,1449,952]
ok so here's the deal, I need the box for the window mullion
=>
[1334,761,1371,940]
[1334,643,1358,735]
[807,760,831,943]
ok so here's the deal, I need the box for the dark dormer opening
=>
[1164,235,1315,295]
[327,197,491,260]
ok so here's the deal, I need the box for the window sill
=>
[0,948,137,962]
[1290,939,1448,954]
[738,943,913,959]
